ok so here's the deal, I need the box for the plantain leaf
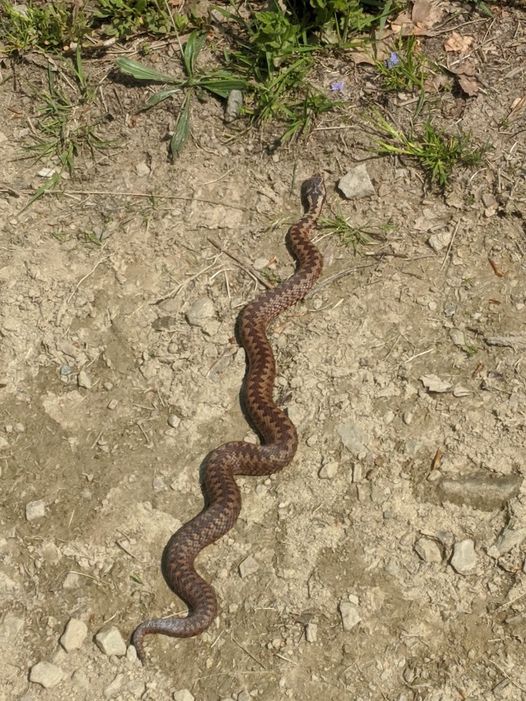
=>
[170,93,191,159]
[195,72,248,99]
[182,31,206,78]
[144,87,182,109]
[116,57,179,84]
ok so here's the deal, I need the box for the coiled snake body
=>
[133,175,326,661]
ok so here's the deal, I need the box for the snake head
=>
[301,174,326,214]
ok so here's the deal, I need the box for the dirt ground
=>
[1,5,526,701]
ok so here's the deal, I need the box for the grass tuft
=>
[372,114,486,188]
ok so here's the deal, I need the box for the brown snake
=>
[132,174,326,662]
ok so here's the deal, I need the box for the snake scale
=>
[132,174,326,662]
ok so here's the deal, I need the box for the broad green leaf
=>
[144,87,182,109]
[116,57,178,84]
[196,72,248,99]
[182,31,206,77]
[170,94,191,159]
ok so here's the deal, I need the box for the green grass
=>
[24,49,111,204]
[0,0,187,53]
[0,1,90,52]
[372,113,486,188]
[320,215,387,252]
[375,37,429,94]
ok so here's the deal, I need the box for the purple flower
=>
[386,52,400,69]
[330,80,344,93]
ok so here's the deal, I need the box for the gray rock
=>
[449,328,466,347]
[29,661,65,688]
[438,472,522,511]
[95,626,127,657]
[25,499,46,521]
[338,165,375,199]
[450,539,477,575]
[224,90,243,123]
[427,229,452,253]
[60,617,88,651]
[185,297,215,328]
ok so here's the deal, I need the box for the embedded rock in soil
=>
[29,661,65,688]
[338,165,375,199]
[414,537,443,563]
[437,472,522,511]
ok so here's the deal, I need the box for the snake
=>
[132,174,326,662]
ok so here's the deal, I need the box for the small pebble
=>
[224,89,243,123]
[318,460,338,479]
[26,499,46,521]
[238,555,259,578]
[420,374,452,393]
[60,617,88,651]
[29,661,65,688]
[414,537,442,563]
[168,415,181,429]
[450,539,477,575]
[95,626,127,657]
[173,690,195,701]
[63,572,80,589]
[136,162,150,177]
[339,600,361,631]
[185,297,215,327]
[77,370,92,389]
[338,165,375,199]
[305,622,318,642]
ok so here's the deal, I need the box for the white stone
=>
[173,690,195,701]
[77,370,92,389]
[338,165,375,199]
[239,554,259,578]
[420,374,452,393]
[26,499,46,521]
[29,661,65,688]
[95,626,127,657]
[168,414,180,429]
[339,600,361,631]
[318,460,338,479]
[450,539,477,575]
[305,622,318,642]
[63,571,80,589]
[60,617,88,651]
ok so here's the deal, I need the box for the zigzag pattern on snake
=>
[132,174,326,662]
